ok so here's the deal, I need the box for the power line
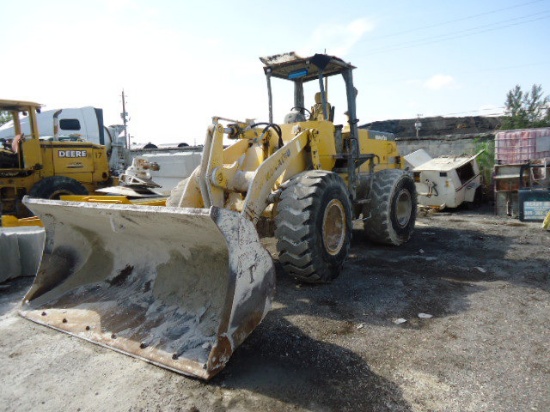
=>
[362,60,550,86]
[437,107,505,117]
[454,60,550,76]
[365,11,550,55]
[364,107,508,125]
[369,104,548,123]
[368,0,545,41]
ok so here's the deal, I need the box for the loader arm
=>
[196,119,315,223]
[241,130,310,222]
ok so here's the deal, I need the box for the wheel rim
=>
[395,189,412,227]
[322,199,347,256]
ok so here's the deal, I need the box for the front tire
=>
[29,176,89,199]
[363,169,417,245]
[275,170,352,283]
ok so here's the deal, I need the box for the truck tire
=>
[275,170,352,283]
[363,169,417,245]
[29,176,89,199]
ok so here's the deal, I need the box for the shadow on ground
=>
[214,309,411,411]
[208,209,549,409]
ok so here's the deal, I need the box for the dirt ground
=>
[1,204,549,412]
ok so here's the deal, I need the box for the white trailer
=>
[0,106,122,147]
[0,106,127,173]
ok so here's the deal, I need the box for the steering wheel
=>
[290,106,312,120]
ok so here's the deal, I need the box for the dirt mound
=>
[362,116,503,138]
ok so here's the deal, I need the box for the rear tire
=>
[363,169,416,245]
[29,176,89,199]
[275,170,352,283]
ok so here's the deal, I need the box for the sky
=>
[1,0,549,146]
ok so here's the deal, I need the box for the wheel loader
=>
[0,99,111,218]
[20,52,417,380]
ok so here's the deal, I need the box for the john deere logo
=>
[58,150,87,158]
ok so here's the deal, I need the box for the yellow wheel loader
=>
[0,99,111,218]
[20,53,417,380]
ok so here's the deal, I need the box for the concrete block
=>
[0,227,45,282]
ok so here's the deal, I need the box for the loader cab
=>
[261,52,363,195]
[261,52,359,137]
[0,100,42,170]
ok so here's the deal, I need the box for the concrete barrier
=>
[0,227,45,282]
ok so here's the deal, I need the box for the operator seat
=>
[0,137,20,168]
[311,92,333,121]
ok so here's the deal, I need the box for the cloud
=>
[299,18,375,56]
[423,74,456,90]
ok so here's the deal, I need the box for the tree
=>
[471,137,495,197]
[501,84,550,130]
[0,111,11,127]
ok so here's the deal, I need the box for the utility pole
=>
[121,90,129,149]
[415,114,423,138]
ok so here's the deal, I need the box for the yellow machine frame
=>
[0,99,111,217]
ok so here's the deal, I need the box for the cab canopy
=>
[260,52,355,82]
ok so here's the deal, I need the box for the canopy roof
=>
[0,99,42,111]
[260,52,355,82]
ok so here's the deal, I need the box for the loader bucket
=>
[19,197,276,380]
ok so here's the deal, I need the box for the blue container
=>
[518,163,550,222]
[519,189,550,221]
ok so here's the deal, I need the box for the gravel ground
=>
[0,204,548,411]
